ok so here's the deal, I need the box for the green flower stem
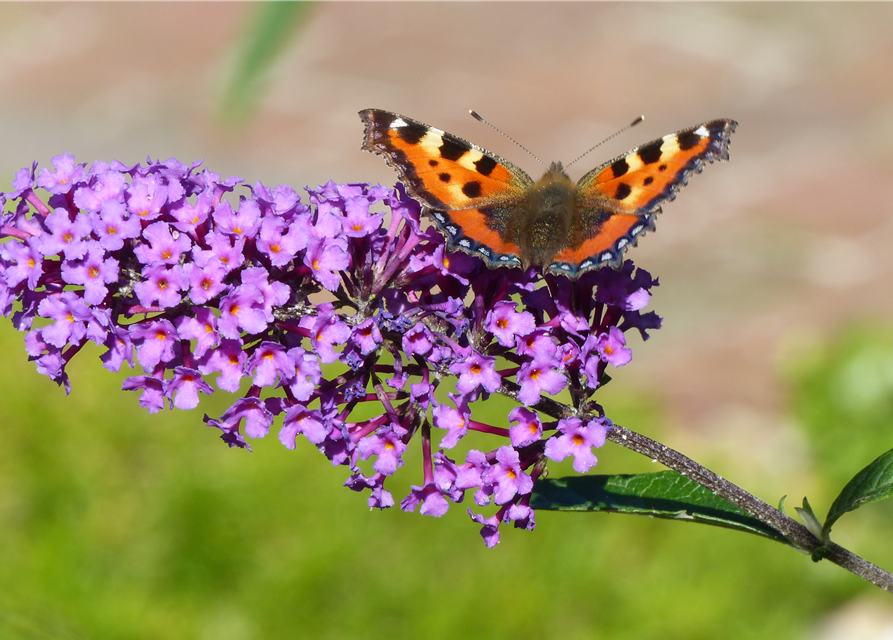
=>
[500,381,893,593]
[605,422,893,594]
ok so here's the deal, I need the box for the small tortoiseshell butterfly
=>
[360,109,736,278]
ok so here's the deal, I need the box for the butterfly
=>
[360,109,736,278]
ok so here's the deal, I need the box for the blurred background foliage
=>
[3,2,893,638]
[2,319,891,639]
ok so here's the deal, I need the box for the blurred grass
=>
[2,318,889,639]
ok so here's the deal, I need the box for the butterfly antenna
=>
[565,115,645,169]
[469,110,548,169]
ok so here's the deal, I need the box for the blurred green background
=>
[4,321,893,639]
[3,3,893,638]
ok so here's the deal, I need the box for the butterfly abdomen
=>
[513,168,577,268]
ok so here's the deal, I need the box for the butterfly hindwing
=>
[427,207,523,268]
[545,119,737,277]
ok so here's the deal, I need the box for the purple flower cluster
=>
[0,154,661,546]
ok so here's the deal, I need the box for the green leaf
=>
[220,2,314,122]
[824,447,893,536]
[531,471,790,544]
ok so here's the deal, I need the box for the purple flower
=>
[200,339,246,392]
[595,326,633,367]
[450,351,501,395]
[2,237,43,289]
[508,406,542,447]
[122,375,165,413]
[340,197,384,237]
[304,237,349,291]
[61,244,119,305]
[176,308,219,358]
[193,231,245,273]
[74,168,126,213]
[36,291,92,348]
[516,353,566,406]
[38,208,93,260]
[218,284,267,339]
[481,446,534,505]
[351,318,382,355]
[401,482,450,517]
[544,417,610,473]
[402,322,434,356]
[183,261,227,305]
[134,221,192,266]
[130,319,178,369]
[246,341,293,387]
[1,154,663,547]
[433,396,470,449]
[134,264,188,309]
[36,153,86,194]
[306,305,350,364]
[214,198,261,238]
[358,427,408,476]
[257,216,307,266]
[280,406,329,447]
[285,347,321,401]
[92,199,142,251]
[485,301,536,347]
[169,191,211,233]
[164,367,214,410]
[126,174,167,220]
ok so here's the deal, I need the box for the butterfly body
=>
[360,109,736,278]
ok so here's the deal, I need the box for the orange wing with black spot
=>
[545,119,737,277]
[360,109,533,269]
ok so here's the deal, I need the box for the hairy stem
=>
[497,380,893,593]
[606,423,893,594]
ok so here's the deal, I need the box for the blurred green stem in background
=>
[220,2,314,124]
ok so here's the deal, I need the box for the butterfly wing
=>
[546,119,737,278]
[360,109,535,268]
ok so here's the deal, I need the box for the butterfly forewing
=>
[359,109,533,212]
[575,119,737,217]
[543,119,737,277]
